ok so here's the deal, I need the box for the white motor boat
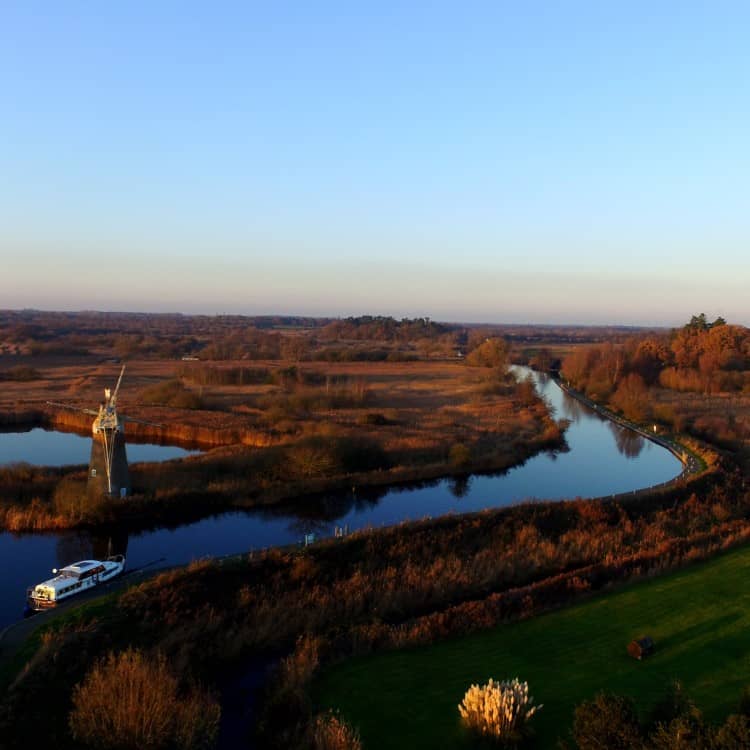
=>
[26,555,126,610]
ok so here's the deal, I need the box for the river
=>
[0,370,683,628]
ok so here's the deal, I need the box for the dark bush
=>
[572,693,642,750]
[0,366,42,382]
[139,380,204,410]
[715,714,750,750]
[358,413,389,426]
[646,680,697,730]
[649,713,712,750]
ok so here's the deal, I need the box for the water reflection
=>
[268,485,390,525]
[558,390,591,423]
[286,517,332,540]
[55,532,95,567]
[55,528,130,567]
[0,368,685,629]
[608,421,645,459]
[448,475,472,499]
[0,428,199,467]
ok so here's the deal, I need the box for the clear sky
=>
[2,2,748,325]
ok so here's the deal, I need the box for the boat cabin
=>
[65,560,107,579]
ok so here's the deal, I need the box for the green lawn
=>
[314,545,750,748]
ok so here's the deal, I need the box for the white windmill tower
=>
[47,365,160,499]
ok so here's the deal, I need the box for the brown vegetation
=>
[567,685,750,750]
[1,460,744,748]
[560,316,750,466]
[69,647,220,750]
[2,312,746,748]
[311,711,362,750]
[0,353,564,530]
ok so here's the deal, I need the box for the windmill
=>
[47,365,160,499]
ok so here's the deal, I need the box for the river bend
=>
[0,370,682,628]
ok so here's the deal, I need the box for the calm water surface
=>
[0,427,198,466]
[0,370,683,628]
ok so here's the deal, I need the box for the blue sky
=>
[2,2,748,324]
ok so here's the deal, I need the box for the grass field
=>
[314,544,750,748]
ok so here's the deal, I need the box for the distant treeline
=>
[1,310,664,362]
[558,316,750,447]
[319,315,453,342]
[562,316,750,399]
[0,310,327,338]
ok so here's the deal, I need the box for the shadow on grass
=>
[655,611,743,656]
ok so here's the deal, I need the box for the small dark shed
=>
[628,636,655,660]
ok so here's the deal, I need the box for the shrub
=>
[0,366,41,381]
[649,713,713,750]
[572,692,642,750]
[69,647,220,750]
[465,338,509,369]
[139,379,204,410]
[53,478,96,521]
[312,710,362,750]
[514,376,538,407]
[646,680,698,730]
[715,714,750,749]
[449,443,471,469]
[286,441,340,478]
[458,678,541,745]
[357,412,389,426]
[611,373,651,422]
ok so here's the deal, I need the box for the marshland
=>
[2,311,746,750]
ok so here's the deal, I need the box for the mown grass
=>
[314,543,750,749]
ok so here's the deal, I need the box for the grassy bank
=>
[314,543,750,749]
[0,469,745,748]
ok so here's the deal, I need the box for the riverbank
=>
[551,373,718,496]
[1,362,713,535]
[0,556,168,690]
[0,461,743,749]
[0,364,725,746]
[0,407,255,449]
[0,377,566,531]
